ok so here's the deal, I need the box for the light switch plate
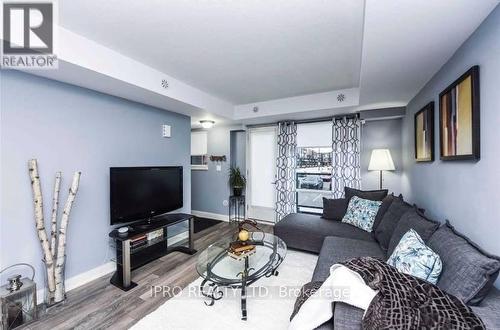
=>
[216,165,222,172]
[162,125,171,138]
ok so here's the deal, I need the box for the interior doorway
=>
[246,127,277,222]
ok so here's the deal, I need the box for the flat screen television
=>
[110,166,183,225]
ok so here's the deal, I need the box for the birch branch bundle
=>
[54,171,81,302]
[50,172,61,259]
[29,160,56,299]
[28,159,81,304]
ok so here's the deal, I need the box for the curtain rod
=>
[246,113,360,128]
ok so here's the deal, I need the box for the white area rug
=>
[131,251,318,330]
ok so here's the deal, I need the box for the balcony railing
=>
[295,172,333,214]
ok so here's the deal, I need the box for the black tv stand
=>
[109,213,197,291]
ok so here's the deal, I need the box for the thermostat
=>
[162,125,171,138]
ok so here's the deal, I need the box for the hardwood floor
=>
[22,221,273,330]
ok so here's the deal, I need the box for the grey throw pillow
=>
[373,194,395,232]
[374,195,412,253]
[387,208,439,257]
[428,221,500,305]
[344,187,388,202]
[322,197,348,221]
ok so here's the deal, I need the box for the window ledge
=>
[191,165,208,171]
[296,188,333,193]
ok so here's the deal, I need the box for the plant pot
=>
[233,187,243,196]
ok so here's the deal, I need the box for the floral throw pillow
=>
[387,229,442,284]
[341,196,382,232]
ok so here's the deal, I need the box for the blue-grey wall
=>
[230,130,246,173]
[0,70,191,287]
[191,126,245,215]
[402,5,500,283]
[361,118,403,194]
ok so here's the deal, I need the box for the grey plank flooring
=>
[24,221,273,330]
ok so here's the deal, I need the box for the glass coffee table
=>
[195,232,287,320]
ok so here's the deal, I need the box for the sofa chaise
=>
[274,188,500,329]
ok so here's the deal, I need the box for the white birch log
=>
[28,159,56,298]
[54,171,81,302]
[50,172,62,258]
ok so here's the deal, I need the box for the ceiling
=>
[34,1,500,126]
[359,0,499,107]
[59,0,365,104]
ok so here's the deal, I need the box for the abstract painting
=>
[414,102,434,162]
[439,66,480,160]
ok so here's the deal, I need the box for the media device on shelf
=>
[117,227,129,235]
[110,166,183,227]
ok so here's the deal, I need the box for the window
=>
[295,122,333,214]
[191,131,208,170]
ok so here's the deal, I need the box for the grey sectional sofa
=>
[274,200,500,329]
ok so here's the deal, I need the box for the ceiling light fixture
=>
[200,120,215,129]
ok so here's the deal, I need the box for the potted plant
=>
[229,166,246,196]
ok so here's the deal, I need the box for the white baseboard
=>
[65,261,116,292]
[191,210,229,222]
[36,261,115,304]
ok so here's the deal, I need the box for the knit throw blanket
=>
[291,257,485,329]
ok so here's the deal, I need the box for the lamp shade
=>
[368,149,395,171]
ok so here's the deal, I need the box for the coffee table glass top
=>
[196,232,287,284]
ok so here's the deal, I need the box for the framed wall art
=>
[439,65,480,160]
[414,102,434,162]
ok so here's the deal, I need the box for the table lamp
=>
[368,149,395,189]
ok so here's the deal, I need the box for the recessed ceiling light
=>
[200,120,215,129]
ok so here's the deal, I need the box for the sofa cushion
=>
[322,197,348,221]
[387,208,440,257]
[274,213,375,254]
[314,320,334,330]
[372,194,395,231]
[342,197,382,232]
[333,303,363,330]
[428,221,500,305]
[312,236,385,281]
[344,187,388,202]
[387,229,442,284]
[470,288,500,329]
[374,195,412,253]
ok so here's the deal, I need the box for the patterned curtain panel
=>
[275,122,297,222]
[332,116,362,198]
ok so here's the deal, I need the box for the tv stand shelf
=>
[109,213,197,291]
